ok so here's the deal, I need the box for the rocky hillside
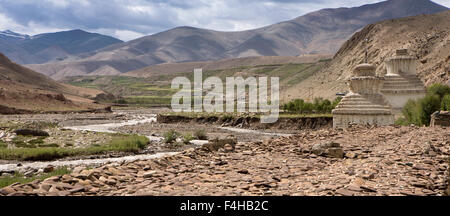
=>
[0,53,106,113]
[27,0,448,79]
[285,10,450,100]
[0,30,122,65]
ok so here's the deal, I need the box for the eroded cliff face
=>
[157,114,333,130]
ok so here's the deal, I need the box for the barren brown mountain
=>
[0,30,122,65]
[0,53,106,113]
[285,10,450,101]
[26,0,448,80]
[123,54,331,78]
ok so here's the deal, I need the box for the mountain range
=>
[0,0,447,80]
[23,0,448,79]
[0,29,122,65]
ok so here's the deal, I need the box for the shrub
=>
[427,83,450,100]
[418,94,441,126]
[313,98,332,113]
[220,114,234,122]
[38,143,59,148]
[283,97,341,114]
[29,138,45,145]
[115,98,128,104]
[402,99,421,125]
[332,97,342,108]
[12,137,36,148]
[402,94,441,126]
[402,88,443,126]
[0,141,7,149]
[394,117,409,126]
[169,142,185,149]
[194,130,208,140]
[441,94,450,111]
[164,130,180,143]
[182,133,194,144]
[109,135,149,151]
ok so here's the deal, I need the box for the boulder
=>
[430,111,450,127]
[0,186,16,195]
[311,141,344,158]
[43,165,54,173]
[202,135,237,152]
[14,129,49,137]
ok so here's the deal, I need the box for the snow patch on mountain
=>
[0,30,30,40]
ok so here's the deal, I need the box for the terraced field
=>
[64,61,329,107]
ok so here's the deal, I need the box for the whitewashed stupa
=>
[332,63,394,128]
[381,49,426,111]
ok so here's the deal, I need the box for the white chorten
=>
[332,63,394,128]
[381,49,426,111]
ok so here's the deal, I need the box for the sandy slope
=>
[0,53,106,113]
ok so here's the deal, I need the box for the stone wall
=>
[430,111,450,127]
[333,114,394,128]
[382,91,426,111]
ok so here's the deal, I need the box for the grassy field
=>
[64,61,328,107]
[0,134,149,161]
[0,167,71,188]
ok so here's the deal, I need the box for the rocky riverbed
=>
[1,125,448,196]
[0,108,294,177]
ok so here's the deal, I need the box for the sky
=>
[0,0,449,41]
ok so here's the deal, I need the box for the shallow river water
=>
[0,114,176,173]
[0,113,292,173]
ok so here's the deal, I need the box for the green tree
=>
[427,83,450,100]
[441,94,450,111]
[402,99,420,125]
[418,94,441,126]
[402,94,441,126]
[332,97,342,109]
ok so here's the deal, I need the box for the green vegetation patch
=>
[0,135,149,161]
[12,136,36,148]
[194,130,208,140]
[64,61,328,107]
[0,141,7,149]
[0,167,71,188]
[282,97,341,114]
[123,96,173,106]
[182,133,194,145]
[442,94,450,111]
[1,121,58,131]
[401,84,450,126]
[163,130,180,144]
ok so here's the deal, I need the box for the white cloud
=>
[0,0,447,41]
[113,30,146,41]
[432,0,450,7]
[0,13,67,35]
